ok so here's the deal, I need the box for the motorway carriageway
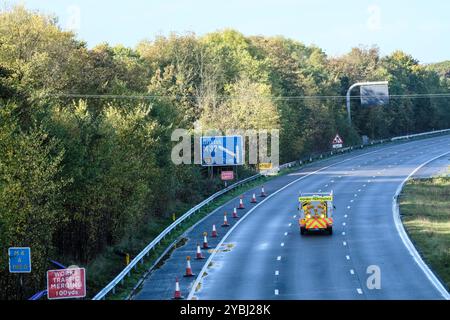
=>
[133,135,450,300]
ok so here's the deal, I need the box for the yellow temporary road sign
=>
[259,163,273,171]
[299,195,333,202]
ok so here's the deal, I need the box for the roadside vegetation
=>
[400,176,450,290]
[1,5,450,299]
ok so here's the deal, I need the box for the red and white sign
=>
[332,134,344,149]
[47,268,86,300]
[221,171,234,181]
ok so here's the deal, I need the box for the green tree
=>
[0,104,66,299]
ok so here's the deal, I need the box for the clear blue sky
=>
[8,0,450,63]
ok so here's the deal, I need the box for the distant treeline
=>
[1,6,449,299]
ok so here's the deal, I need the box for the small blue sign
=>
[9,247,31,273]
[201,136,244,167]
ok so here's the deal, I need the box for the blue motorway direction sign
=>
[201,136,244,166]
[9,247,31,273]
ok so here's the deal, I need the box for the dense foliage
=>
[1,6,449,299]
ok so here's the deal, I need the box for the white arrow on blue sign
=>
[9,247,31,273]
[201,136,244,166]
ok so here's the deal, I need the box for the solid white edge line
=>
[186,138,450,300]
[392,150,450,300]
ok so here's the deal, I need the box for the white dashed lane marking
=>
[346,255,350,260]
[275,270,279,276]
[277,256,281,261]
[357,288,363,295]
[350,269,355,275]
[275,289,279,295]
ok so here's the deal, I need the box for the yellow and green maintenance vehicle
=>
[298,192,334,235]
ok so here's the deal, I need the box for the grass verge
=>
[400,176,450,290]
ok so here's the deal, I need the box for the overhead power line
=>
[44,92,450,101]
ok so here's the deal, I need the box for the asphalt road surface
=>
[133,135,450,300]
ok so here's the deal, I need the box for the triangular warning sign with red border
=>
[332,134,344,145]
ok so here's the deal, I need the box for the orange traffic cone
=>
[238,195,245,209]
[211,224,218,238]
[184,256,195,277]
[203,232,209,249]
[222,212,230,227]
[195,243,205,259]
[251,193,257,203]
[173,277,183,299]
[260,186,267,197]
[232,207,239,219]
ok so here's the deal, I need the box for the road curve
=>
[134,135,450,300]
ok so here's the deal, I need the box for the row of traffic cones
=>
[239,185,267,208]
[173,186,268,299]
